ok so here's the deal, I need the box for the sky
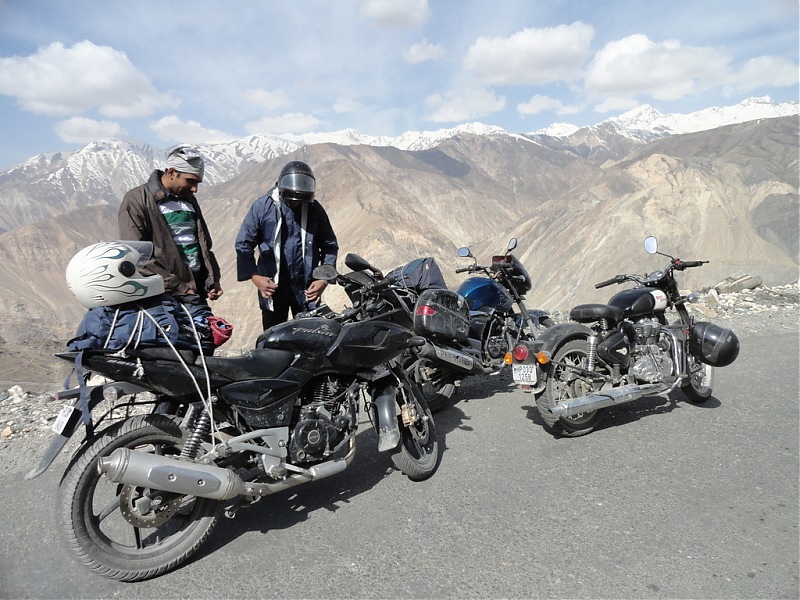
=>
[0,0,797,171]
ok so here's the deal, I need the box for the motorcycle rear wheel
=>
[681,354,714,403]
[57,414,221,581]
[538,339,604,437]
[391,375,440,481]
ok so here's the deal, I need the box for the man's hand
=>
[305,279,327,303]
[207,282,223,301]
[252,274,278,299]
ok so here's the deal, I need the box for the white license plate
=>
[512,363,537,384]
[51,404,80,435]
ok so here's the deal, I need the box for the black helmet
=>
[689,321,740,367]
[277,160,316,203]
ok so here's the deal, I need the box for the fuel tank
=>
[256,317,342,354]
[608,287,668,319]
[456,277,513,312]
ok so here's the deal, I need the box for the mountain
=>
[0,98,797,389]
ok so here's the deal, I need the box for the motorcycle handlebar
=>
[595,275,622,289]
[455,267,471,273]
[675,260,707,269]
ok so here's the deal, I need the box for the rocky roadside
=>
[1,282,797,475]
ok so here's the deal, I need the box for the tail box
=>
[414,289,469,343]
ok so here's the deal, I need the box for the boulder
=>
[714,275,763,294]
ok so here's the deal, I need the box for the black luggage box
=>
[414,289,469,343]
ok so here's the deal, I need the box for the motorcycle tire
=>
[390,373,440,481]
[681,353,715,403]
[537,339,604,437]
[57,414,221,582]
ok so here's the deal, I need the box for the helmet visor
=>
[121,241,154,267]
[278,172,316,194]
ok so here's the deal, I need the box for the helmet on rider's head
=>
[277,160,316,203]
[66,241,165,308]
[689,321,740,367]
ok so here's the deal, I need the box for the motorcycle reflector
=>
[416,305,436,316]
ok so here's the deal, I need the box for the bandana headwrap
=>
[166,146,205,179]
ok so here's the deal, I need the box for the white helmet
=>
[66,241,165,308]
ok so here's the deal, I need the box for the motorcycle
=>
[26,251,439,582]
[406,238,553,412]
[513,236,740,437]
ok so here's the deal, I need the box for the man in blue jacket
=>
[235,160,339,330]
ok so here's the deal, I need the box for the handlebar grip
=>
[679,260,706,268]
[455,267,470,273]
[595,276,620,289]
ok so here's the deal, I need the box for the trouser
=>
[261,284,304,330]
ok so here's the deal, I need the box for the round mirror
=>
[507,238,518,251]
[312,264,339,281]
[457,247,471,258]
[644,236,658,255]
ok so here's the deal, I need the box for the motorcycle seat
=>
[201,349,295,381]
[570,303,623,324]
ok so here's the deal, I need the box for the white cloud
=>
[360,0,430,28]
[244,89,293,111]
[517,95,583,116]
[728,55,800,94]
[333,97,362,114]
[150,116,233,144]
[245,112,323,135]
[54,117,128,144]
[0,41,177,117]
[404,39,447,64]
[464,22,594,86]
[584,34,730,101]
[593,96,640,114]
[425,88,505,123]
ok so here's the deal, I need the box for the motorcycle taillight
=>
[513,345,529,361]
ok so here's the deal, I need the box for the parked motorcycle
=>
[407,238,553,412]
[513,236,740,437]
[27,244,439,582]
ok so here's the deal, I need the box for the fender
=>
[369,379,401,452]
[527,321,594,355]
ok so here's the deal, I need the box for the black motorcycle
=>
[512,236,740,437]
[407,238,553,412]
[26,254,439,581]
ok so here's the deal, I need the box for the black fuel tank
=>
[256,318,342,354]
[608,288,668,319]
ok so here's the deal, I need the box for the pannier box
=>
[414,289,469,343]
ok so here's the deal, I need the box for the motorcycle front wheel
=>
[681,353,714,403]
[391,374,440,481]
[57,414,221,581]
[537,339,604,437]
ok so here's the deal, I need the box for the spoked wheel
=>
[681,354,715,403]
[537,339,604,437]
[390,372,440,481]
[409,358,456,413]
[57,415,221,581]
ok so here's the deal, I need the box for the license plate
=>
[51,405,80,435]
[512,363,537,384]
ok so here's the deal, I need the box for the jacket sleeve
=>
[118,190,151,242]
[315,203,339,267]
[235,195,270,281]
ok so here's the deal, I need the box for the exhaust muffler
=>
[97,438,356,501]
[548,382,668,418]
[415,341,492,375]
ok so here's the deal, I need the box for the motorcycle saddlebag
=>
[413,289,469,343]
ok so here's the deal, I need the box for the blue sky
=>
[0,0,797,171]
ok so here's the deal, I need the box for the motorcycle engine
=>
[288,375,356,463]
[630,319,674,383]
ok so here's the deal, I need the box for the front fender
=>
[370,379,401,452]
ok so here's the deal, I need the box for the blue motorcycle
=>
[407,238,553,412]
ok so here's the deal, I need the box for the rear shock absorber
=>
[181,409,211,459]
[586,335,599,372]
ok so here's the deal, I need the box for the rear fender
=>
[525,321,594,355]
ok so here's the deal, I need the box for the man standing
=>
[235,160,339,330]
[118,145,223,302]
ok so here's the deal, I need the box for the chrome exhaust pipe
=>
[548,383,668,418]
[97,437,357,501]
